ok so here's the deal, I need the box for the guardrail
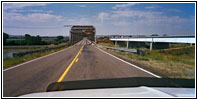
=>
[98,45,137,53]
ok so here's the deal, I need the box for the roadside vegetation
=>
[3,32,70,68]
[97,37,195,79]
[3,32,68,46]
[97,37,118,47]
[3,43,70,68]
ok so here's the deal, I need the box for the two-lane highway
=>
[3,38,158,97]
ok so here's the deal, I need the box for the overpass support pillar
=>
[150,42,153,51]
[115,41,117,46]
[126,41,129,49]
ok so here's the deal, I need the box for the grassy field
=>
[97,38,195,79]
[3,42,68,49]
[7,38,24,40]
[3,45,48,50]
[42,37,56,44]
[3,43,70,68]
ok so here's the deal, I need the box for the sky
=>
[3,3,195,36]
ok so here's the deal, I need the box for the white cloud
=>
[27,13,63,22]
[112,10,188,24]
[4,12,63,23]
[76,5,87,7]
[66,18,92,25]
[9,9,53,13]
[95,9,194,35]
[3,3,194,36]
[112,3,137,9]
[145,6,160,9]
[3,3,48,10]
[98,12,109,23]
[111,10,161,18]
[167,9,182,12]
[112,21,130,26]
[9,9,25,13]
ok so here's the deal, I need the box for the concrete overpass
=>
[110,35,195,51]
[70,25,95,44]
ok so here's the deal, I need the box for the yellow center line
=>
[75,58,79,63]
[57,45,84,82]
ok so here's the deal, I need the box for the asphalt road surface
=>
[3,38,157,97]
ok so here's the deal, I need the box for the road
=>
[3,38,157,97]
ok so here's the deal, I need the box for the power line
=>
[3,26,64,29]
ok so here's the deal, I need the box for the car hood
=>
[20,77,195,97]
[20,86,195,97]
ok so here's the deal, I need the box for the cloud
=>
[8,9,25,13]
[112,3,137,9]
[76,5,87,7]
[111,10,161,18]
[66,18,92,25]
[112,21,130,26]
[167,9,182,12]
[95,9,194,35]
[97,10,188,26]
[98,12,109,23]
[3,3,194,36]
[9,9,53,13]
[3,3,48,10]
[145,6,160,9]
[4,12,63,23]
[112,10,188,23]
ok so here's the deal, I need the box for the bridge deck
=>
[110,36,195,43]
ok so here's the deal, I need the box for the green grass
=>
[3,44,70,68]
[101,45,195,79]
[147,46,195,66]
[138,57,149,61]
[4,42,68,49]
[97,38,195,78]
[3,45,48,50]
[98,42,118,47]
[7,39,24,40]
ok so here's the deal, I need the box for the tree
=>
[24,34,44,45]
[35,35,41,44]
[25,34,31,39]
[56,36,64,41]
[25,34,33,45]
[151,34,159,36]
[55,36,65,44]
[3,32,9,45]
[163,34,168,36]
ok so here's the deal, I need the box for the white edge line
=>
[3,45,74,72]
[95,46,161,78]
